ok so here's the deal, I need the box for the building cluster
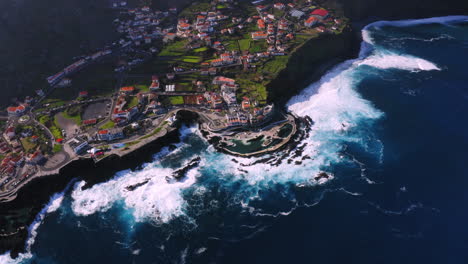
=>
[112,87,140,125]
[0,127,44,190]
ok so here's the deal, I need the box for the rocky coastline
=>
[2,0,468,257]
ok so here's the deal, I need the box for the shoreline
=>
[4,11,468,258]
[0,23,359,258]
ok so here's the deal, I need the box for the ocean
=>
[2,16,468,264]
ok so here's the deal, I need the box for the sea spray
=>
[0,180,76,264]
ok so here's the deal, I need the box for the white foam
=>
[358,52,440,71]
[71,158,199,223]
[362,16,468,45]
[0,252,32,264]
[0,186,71,264]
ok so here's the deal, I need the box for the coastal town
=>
[0,0,347,200]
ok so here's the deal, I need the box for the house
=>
[5,126,15,140]
[213,76,236,86]
[305,16,319,27]
[257,19,266,29]
[113,106,139,121]
[82,119,97,126]
[78,91,88,98]
[208,67,217,75]
[177,22,191,31]
[196,15,206,23]
[120,86,135,94]
[311,9,329,19]
[210,94,224,109]
[6,105,26,116]
[68,137,89,154]
[274,3,285,9]
[256,5,268,12]
[200,68,209,75]
[150,80,160,91]
[27,151,45,165]
[251,31,268,40]
[166,73,175,80]
[163,33,176,43]
[97,129,124,142]
[278,19,289,30]
[211,58,224,67]
[241,97,251,110]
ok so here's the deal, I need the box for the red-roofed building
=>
[79,91,89,97]
[251,31,268,40]
[311,9,329,19]
[28,151,44,165]
[305,16,319,27]
[241,97,251,110]
[82,119,97,125]
[7,105,26,116]
[274,3,285,9]
[5,126,15,139]
[120,86,135,94]
[97,129,124,141]
[257,19,266,29]
[213,76,236,86]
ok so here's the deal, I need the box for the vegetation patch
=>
[53,144,63,153]
[169,96,185,105]
[193,47,208,53]
[63,106,82,125]
[38,115,62,139]
[158,40,188,56]
[127,96,139,108]
[249,41,267,53]
[100,120,115,129]
[238,39,251,51]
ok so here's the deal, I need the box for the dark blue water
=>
[2,16,468,264]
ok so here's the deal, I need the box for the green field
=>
[62,109,82,125]
[238,39,251,51]
[38,115,63,139]
[169,96,184,105]
[249,41,267,53]
[53,144,63,153]
[179,2,211,19]
[127,96,139,108]
[135,84,149,92]
[158,40,188,56]
[100,120,115,129]
[193,47,208,53]
[182,56,202,63]
[260,56,290,75]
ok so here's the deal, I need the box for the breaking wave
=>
[6,15,468,263]
[362,15,468,45]
[0,181,74,264]
[71,126,200,224]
